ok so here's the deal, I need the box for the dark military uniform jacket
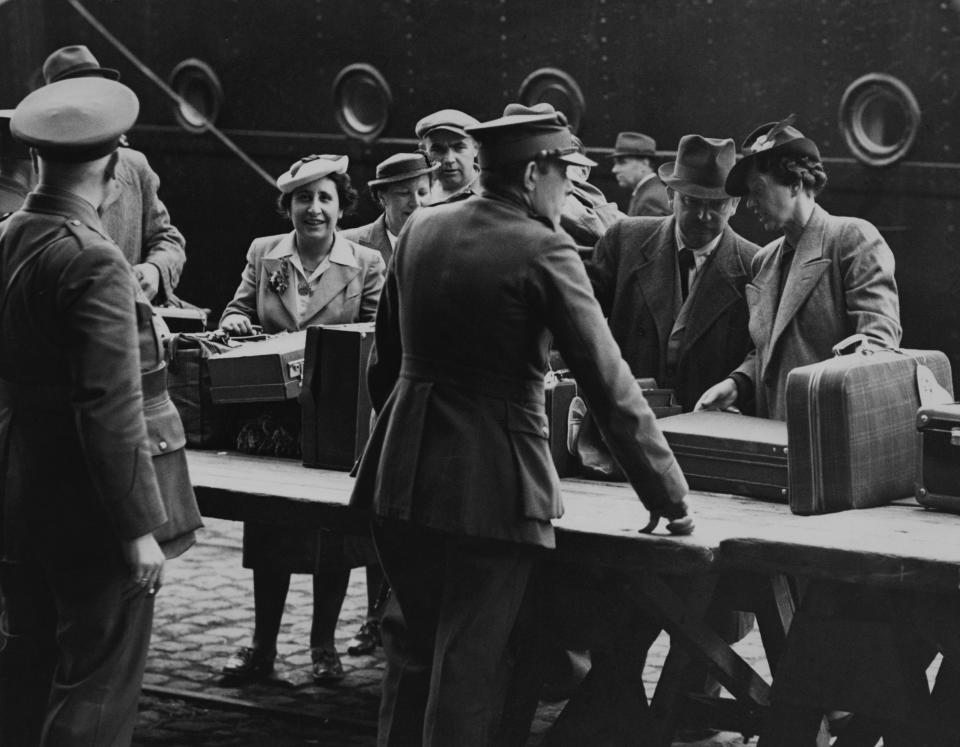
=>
[0,186,199,562]
[352,192,687,548]
[589,216,759,412]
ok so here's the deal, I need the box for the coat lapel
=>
[675,228,743,351]
[767,205,831,363]
[370,215,393,264]
[261,233,300,326]
[302,235,361,324]
[630,218,679,348]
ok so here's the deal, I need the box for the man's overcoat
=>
[589,216,759,411]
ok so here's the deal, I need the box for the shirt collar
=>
[264,231,359,268]
[386,229,398,249]
[675,224,723,257]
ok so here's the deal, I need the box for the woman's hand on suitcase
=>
[641,512,695,536]
[694,378,739,412]
[221,314,255,336]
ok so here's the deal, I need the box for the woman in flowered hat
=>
[219,154,385,684]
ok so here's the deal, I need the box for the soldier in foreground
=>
[352,104,691,747]
[0,76,199,745]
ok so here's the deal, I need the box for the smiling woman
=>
[216,154,387,684]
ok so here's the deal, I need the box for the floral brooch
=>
[268,259,289,295]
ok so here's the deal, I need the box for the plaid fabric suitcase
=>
[658,411,789,501]
[786,336,953,515]
[915,403,960,513]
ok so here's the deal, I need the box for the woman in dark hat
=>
[696,115,901,419]
[342,151,438,266]
[219,154,386,682]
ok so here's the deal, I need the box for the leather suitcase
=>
[545,376,578,478]
[786,338,953,515]
[207,331,306,404]
[915,403,960,513]
[156,305,208,333]
[300,323,375,470]
[658,411,789,501]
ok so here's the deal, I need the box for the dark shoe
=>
[346,620,381,656]
[222,646,275,680]
[311,648,344,683]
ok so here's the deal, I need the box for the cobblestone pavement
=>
[135,519,765,746]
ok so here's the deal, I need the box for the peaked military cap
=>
[414,109,480,139]
[610,131,657,158]
[725,114,821,197]
[276,154,348,194]
[466,103,596,170]
[368,152,438,188]
[12,77,138,163]
[43,45,120,84]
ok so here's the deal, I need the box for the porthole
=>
[169,59,223,134]
[517,68,586,133]
[839,73,920,167]
[333,64,392,142]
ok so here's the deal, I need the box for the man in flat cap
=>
[415,108,481,204]
[610,131,670,217]
[42,45,187,304]
[352,103,691,746]
[589,134,760,412]
[343,151,438,266]
[0,75,199,745]
[0,109,36,218]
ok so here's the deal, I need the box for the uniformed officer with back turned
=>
[352,103,692,747]
[0,75,200,746]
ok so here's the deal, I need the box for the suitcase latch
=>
[951,427,960,447]
[288,358,304,380]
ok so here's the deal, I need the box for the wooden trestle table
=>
[187,451,960,746]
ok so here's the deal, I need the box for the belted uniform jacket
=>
[351,192,688,548]
[589,217,759,412]
[0,187,173,562]
[732,204,902,420]
[100,147,186,302]
[342,213,393,266]
[220,231,385,332]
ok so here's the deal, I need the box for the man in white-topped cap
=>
[351,103,691,747]
[0,75,201,745]
[415,108,481,203]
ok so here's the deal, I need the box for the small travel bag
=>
[915,403,960,513]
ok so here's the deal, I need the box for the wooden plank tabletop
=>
[186,450,960,588]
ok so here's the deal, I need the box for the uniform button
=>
[158,440,168,451]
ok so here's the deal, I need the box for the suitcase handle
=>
[832,333,884,357]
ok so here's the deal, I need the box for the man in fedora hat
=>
[0,75,200,745]
[609,130,670,217]
[352,103,690,746]
[415,108,481,204]
[0,109,37,218]
[41,45,187,304]
[589,134,760,412]
[343,151,438,266]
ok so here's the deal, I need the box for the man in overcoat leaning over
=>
[588,134,761,412]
